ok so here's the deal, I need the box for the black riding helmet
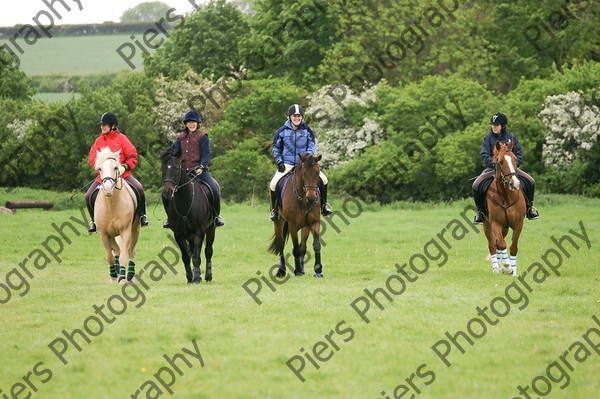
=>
[490,112,508,126]
[98,112,118,126]
[288,104,304,117]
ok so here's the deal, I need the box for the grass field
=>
[2,35,149,75]
[0,190,599,398]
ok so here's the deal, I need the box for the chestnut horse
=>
[268,153,324,277]
[160,148,215,283]
[94,147,140,283]
[483,141,526,276]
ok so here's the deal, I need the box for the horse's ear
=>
[495,141,501,152]
[507,140,514,150]
[316,155,322,162]
[299,153,306,162]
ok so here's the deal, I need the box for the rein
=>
[291,165,320,226]
[163,159,197,221]
[492,149,521,227]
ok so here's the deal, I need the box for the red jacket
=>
[89,129,138,183]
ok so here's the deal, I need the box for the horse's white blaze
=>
[505,154,519,188]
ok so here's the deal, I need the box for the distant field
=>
[34,92,81,103]
[2,34,151,75]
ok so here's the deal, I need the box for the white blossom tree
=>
[152,67,245,140]
[306,84,384,168]
[538,90,600,171]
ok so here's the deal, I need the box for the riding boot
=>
[270,190,279,221]
[138,195,149,227]
[87,190,98,234]
[320,183,333,216]
[473,189,485,225]
[524,190,540,220]
[213,191,225,227]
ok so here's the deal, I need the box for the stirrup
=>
[140,215,150,226]
[88,221,97,234]
[321,203,333,216]
[163,220,170,229]
[215,215,225,227]
[527,206,539,220]
[473,211,485,225]
[270,209,279,221]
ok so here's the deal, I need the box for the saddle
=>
[481,175,528,214]
[192,175,217,215]
[274,171,294,204]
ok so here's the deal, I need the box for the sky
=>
[0,0,206,27]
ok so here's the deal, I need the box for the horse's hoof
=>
[205,276,212,282]
[109,277,118,283]
[313,273,324,278]
[492,267,500,273]
[276,270,286,278]
[295,272,304,276]
[187,280,194,284]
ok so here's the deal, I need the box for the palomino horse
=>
[268,153,324,277]
[94,147,140,283]
[160,148,215,283]
[483,141,526,276]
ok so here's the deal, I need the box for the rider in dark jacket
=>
[472,112,539,224]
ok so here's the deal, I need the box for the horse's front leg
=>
[310,221,323,277]
[289,224,303,276]
[118,230,133,283]
[492,220,511,273]
[300,226,309,276]
[101,234,118,282]
[508,220,524,276]
[175,235,192,283]
[204,226,215,282]
[191,234,203,283]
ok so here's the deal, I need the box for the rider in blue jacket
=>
[269,104,333,221]
[472,112,539,224]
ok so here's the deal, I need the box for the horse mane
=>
[95,147,121,169]
[160,147,174,164]
[294,152,319,172]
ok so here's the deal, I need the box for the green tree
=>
[0,48,34,101]
[209,78,307,157]
[120,1,172,22]
[144,0,249,80]
[485,0,600,92]
[239,0,337,86]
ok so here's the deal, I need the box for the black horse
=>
[160,148,215,283]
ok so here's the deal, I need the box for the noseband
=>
[495,149,517,188]
[100,157,123,190]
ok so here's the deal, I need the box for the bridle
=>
[162,156,197,221]
[492,148,521,225]
[495,149,518,188]
[291,161,321,225]
[100,157,123,191]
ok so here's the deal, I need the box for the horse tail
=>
[267,221,289,254]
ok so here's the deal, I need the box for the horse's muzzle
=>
[306,195,317,204]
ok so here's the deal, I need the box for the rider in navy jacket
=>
[472,112,539,224]
[272,120,316,165]
[269,104,333,221]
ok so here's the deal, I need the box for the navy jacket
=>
[272,120,316,165]
[480,129,523,169]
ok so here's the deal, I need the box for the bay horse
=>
[94,147,140,283]
[483,141,526,276]
[268,153,324,277]
[160,148,215,283]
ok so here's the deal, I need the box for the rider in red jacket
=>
[85,112,149,233]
